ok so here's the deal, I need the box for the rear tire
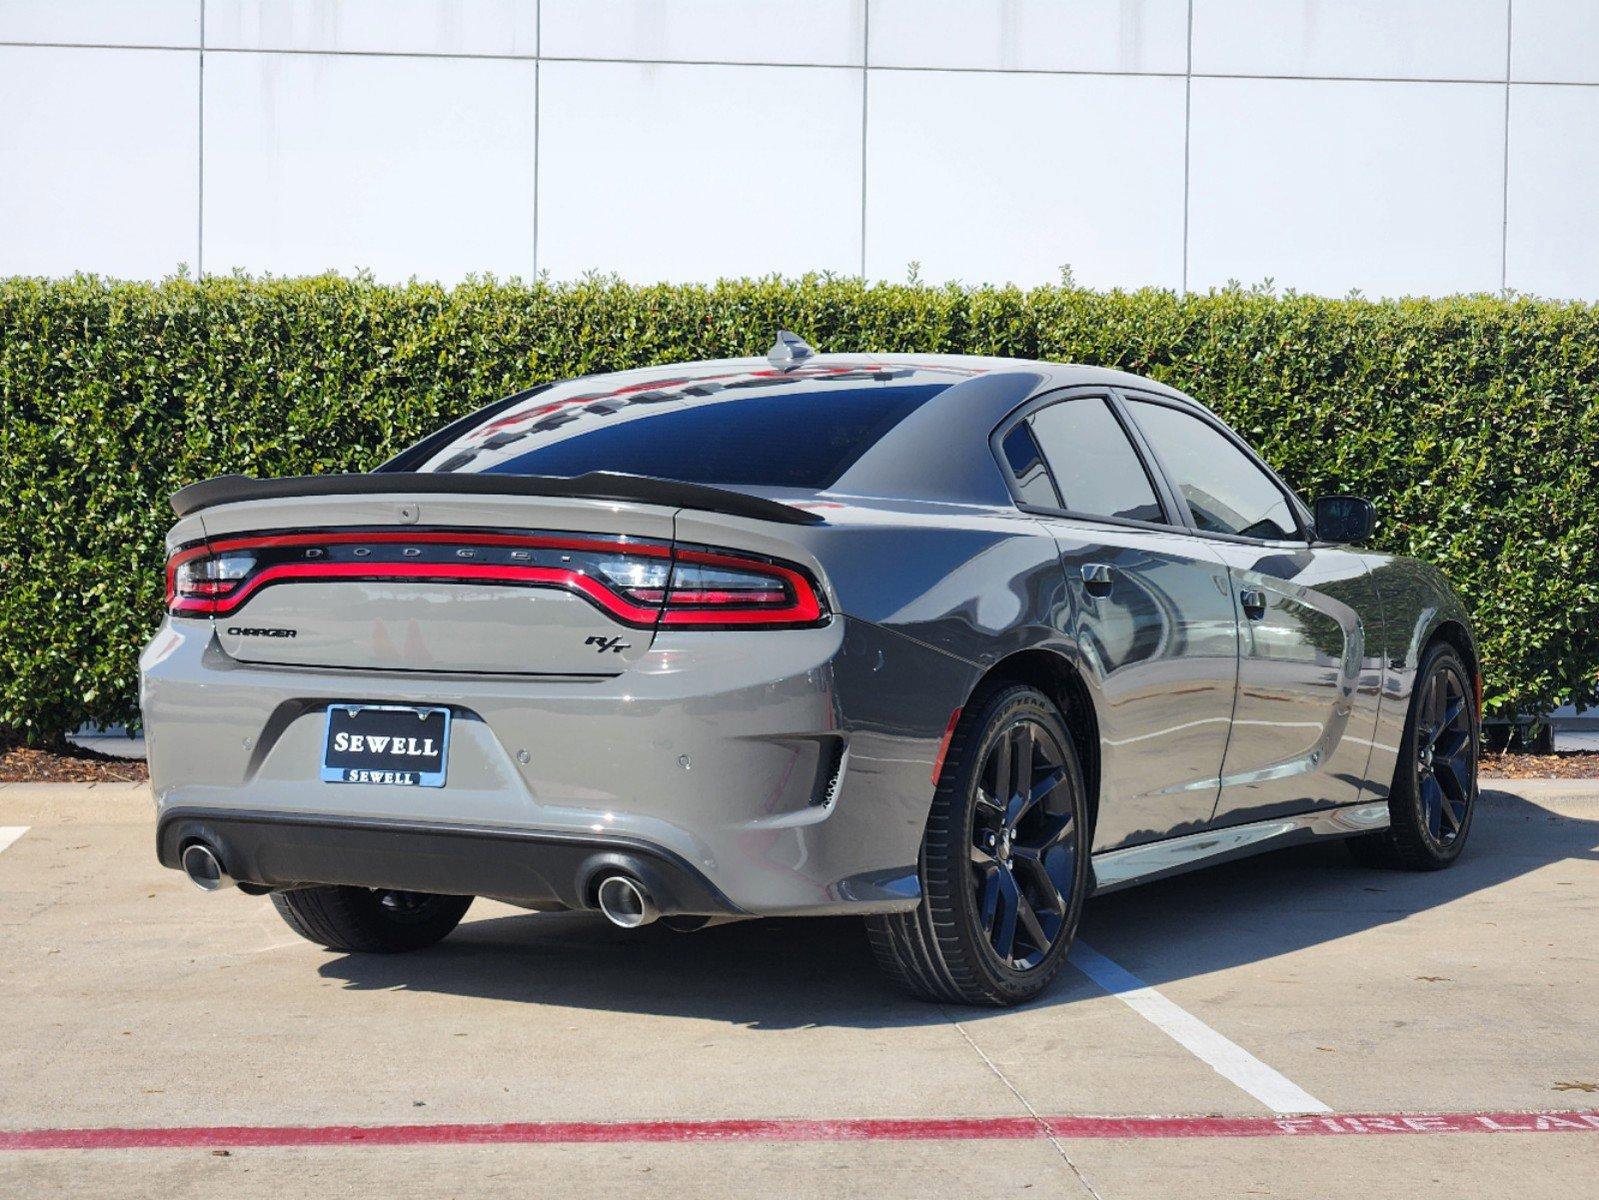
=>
[1347,642,1478,871]
[271,886,473,953]
[867,684,1090,1006]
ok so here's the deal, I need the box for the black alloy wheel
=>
[867,683,1090,1006]
[970,716,1082,971]
[1348,642,1479,871]
[1413,659,1475,848]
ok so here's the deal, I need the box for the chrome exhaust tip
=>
[180,842,235,893]
[595,873,659,928]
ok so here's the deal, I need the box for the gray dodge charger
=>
[141,335,1480,1006]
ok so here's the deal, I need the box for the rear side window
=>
[423,382,949,491]
[1125,400,1300,541]
[1024,397,1164,524]
[1001,424,1062,508]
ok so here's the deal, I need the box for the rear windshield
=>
[419,373,950,490]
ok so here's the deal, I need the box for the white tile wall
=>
[0,0,200,46]
[868,0,1188,74]
[0,1,1595,297]
[864,70,1185,288]
[541,0,865,66]
[1187,78,1505,297]
[202,0,537,57]
[0,46,198,278]
[1511,0,1599,85]
[202,52,537,281]
[538,61,862,282]
[1192,0,1510,81]
[1505,85,1599,300]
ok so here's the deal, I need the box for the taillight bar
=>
[165,528,828,630]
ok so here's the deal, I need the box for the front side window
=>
[1024,397,1164,524]
[1125,400,1300,541]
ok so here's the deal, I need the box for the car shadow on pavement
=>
[315,789,1598,1029]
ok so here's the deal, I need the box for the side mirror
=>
[1314,495,1375,544]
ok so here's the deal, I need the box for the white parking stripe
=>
[0,827,28,855]
[1071,940,1331,1115]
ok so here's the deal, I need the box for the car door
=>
[1118,394,1386,827]
[997,391,1240,853]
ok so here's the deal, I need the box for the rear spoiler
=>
[169,471,826,526]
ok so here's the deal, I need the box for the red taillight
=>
[166,548,257,614]
[658,549,824,628]
[164,531,827,630]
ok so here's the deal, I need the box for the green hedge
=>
[2,274,1596,741]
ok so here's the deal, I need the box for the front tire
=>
[271,886,473,953]
[867,684,1090,1006]
[1348,642,1479,870]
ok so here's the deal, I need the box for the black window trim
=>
[989,386,1186,534]
[1111,388,1315,548]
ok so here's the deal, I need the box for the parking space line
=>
[0,827,28,856]
[3,1111,1596,1151]
[1070,941,1331,1116]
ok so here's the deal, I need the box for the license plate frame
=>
[320,704,451,788]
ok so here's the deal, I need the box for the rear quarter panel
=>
[676,502,1071,883]
[1364,553,1478,800]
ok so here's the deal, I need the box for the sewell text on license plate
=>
[321,704,451,787]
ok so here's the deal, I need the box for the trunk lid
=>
[190,492,677,675]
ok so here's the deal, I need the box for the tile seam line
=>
[2,43,1596,87]
[196,1,204,278]
[1500,0,1514,292]
[1181,0,1194,296]
[859,0,869,280]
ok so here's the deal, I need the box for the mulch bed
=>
[0,740,149,783]
[1479,752,1599,780]
[2,737,1598,785]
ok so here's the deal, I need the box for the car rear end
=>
[139,483,880,918]
[142,354,1010,920]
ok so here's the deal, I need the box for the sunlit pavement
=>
[1,780,1595,1198]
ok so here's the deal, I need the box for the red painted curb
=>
[2,1111,1596,1151]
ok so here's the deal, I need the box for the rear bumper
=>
[157,807,740,916]
[141,615,975,916]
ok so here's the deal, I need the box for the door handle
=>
[1239,588,1268,619]
[1080,562,1114,596]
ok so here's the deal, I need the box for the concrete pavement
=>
[1,779,1595,1198]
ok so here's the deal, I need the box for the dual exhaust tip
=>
[594,872,659,928]
[180,842,235,892]
[184,843,663,930]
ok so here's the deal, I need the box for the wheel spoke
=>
[990,869,1020,960]
[1434,727,1472,760]
[1016,808,1075,854]
[975,787,1004,815]
[1421,773,1444,839]
[1012,847,1067,916]
[977,865,1001,931]
[988,732,1011,809]
[1004,726,1036,827]
[1434,754,1469,825]
[1011,765,1067,828]
[1428,696,1465,750]
[1014,890,1051,957]
[971,840,999,869]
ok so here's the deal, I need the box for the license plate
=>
[321,704,451,787]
